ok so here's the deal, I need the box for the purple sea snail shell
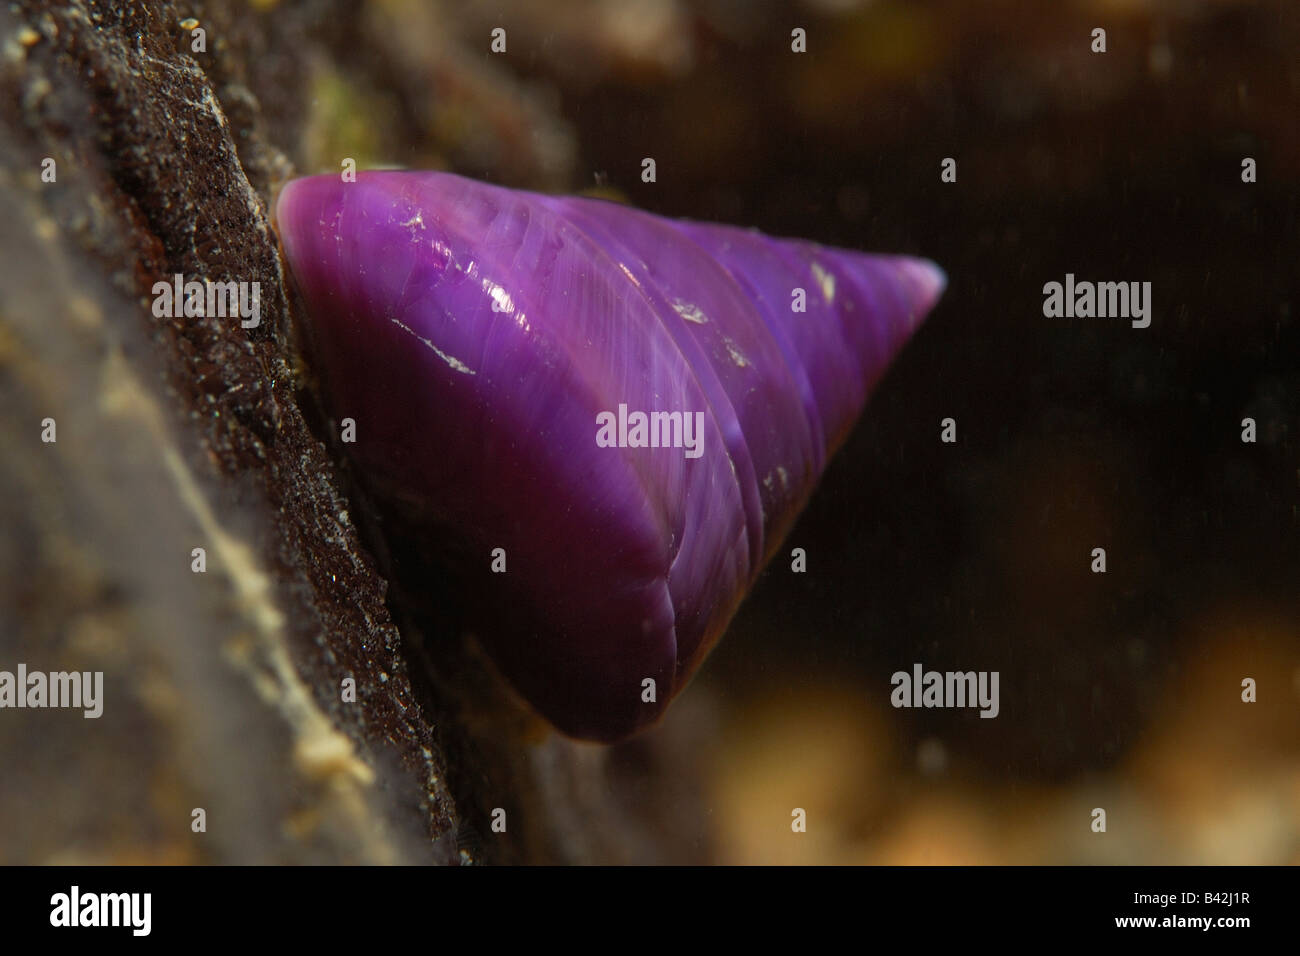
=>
[275,170,945,741]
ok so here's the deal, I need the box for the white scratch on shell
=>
[723,335,749,368]
[389,317,476,375]
[400,211,425,240]
[617,262,641,289]
[672,298,708,324]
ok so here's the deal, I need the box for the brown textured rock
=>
[0,0,461,864]
[0,0,711,865]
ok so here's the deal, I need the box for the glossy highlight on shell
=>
[275,170,945,741]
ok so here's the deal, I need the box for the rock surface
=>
[0,0,706,865]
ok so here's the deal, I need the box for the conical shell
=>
[276,171,945,740]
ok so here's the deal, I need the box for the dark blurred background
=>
[323,0,1298,863]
